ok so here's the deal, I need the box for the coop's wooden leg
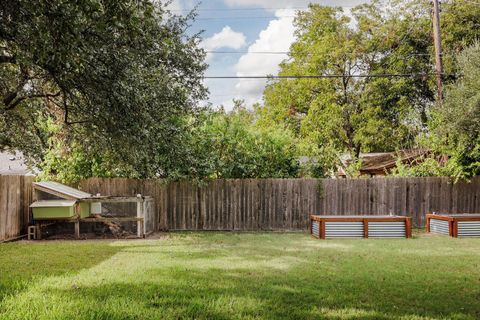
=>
[35,222,42,240]
[137,200,144,238]
[74,220,80,239]
[143,201,148,235]
[137,219,144,238]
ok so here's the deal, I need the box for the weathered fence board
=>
[2,176,480,240]
[0,175,34,241]
[79,177,480,231]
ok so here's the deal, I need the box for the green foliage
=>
[257,0,480,177]
[261,2,430,163]
[1,0,207,180]
[0,99,49,161]
[37,114,213,183]
[2,0,480,181]
[390,156,462,178]
[192,101,300,179]
[343,158,363,179]
[424,43,480,180]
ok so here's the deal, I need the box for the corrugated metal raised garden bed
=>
[426,213,480,237]
[310,215,412,239]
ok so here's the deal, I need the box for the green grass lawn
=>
[1,232,479,320]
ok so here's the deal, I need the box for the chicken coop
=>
[29,181,154,239]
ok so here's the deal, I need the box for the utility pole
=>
[432,0,443,102]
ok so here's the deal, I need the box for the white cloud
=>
[202,26,247,51]
[166,0,183,11]
[206,0,371,109]
[165,0,201,14]
[233,10,296,106]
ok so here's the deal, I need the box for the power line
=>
[205,51,436,57]
[205,51,289,54]
[190,3,480,21]
[203,73,439,79]
[171,7,307,12]
[169,5,360,12]
[167,1,480,14]
[196,16,296,20]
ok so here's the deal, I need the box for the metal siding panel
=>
[429,219,450,235]
[457,221,480,237]
[312,221,320,238]
[368,221,406,238]
[325,222,363,238]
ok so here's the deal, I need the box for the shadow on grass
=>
[0,241,124,301]
[1,233,480,319]
[3,251,480,319]
[11,266,479,320]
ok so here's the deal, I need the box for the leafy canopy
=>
[257,0,480,177]
[1,0,207,181]
[425,43,480,180]
[190,101,300,179]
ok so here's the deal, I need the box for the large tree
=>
[189,101,299,179]
[1,0,207,180]
[258,0,480,176]
[427,43,480,179]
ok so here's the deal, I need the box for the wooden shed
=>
[336,149,443,177]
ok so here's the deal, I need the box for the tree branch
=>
[4,92,60,111]
[65,119,92,125]
[0,55,15,64]
[62,92,92,125]
[3,91,19,108]
[2,66,29,109]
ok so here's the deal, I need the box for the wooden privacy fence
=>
[79,177,480,231]
[1,176,480,240]
[0,175,34,241]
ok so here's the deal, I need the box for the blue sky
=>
[169,0,368,109]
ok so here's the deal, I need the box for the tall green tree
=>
[1,0,207,181]
[427,43,480,179]
[191,101,299,179]
[258,0,480,176]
